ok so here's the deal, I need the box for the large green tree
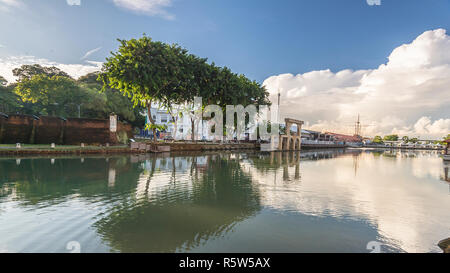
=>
[0,76,21,113]
[373,136,384,144]
[13,64,70,81]
[14,74,84,116]
[384,135,399,141]
[100,35,192,141]
[100,35,270,141]
[78,72,145,126]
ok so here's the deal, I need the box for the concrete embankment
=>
[163,142,258,151]
[0,146,132,156]
[301,144,346,149]
[0,142,260,156]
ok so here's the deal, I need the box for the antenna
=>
[354,114,362,137]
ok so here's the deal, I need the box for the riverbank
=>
[0,142,260,156]
[0,142,444,156]
[363,145,444,151]
[302,144,346,149]
[0,144,131,156]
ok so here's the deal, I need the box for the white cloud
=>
[0,56,102,83]
[81,47,102,60]
[1,0,174,19]
[112,0,175,20]
[0,0,23,12]
[66,0,81,6]
[263,29,450,139]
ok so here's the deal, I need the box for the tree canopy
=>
[99,34,270,140]
[1,67,145,126]
[383,135,399,141]
[13,64,70,81]
[373,136,383,144]
[15,74,83,116]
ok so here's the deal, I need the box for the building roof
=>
[325,132,362,142]
[302,129,321,134]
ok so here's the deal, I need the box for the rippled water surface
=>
[0,149,449,253]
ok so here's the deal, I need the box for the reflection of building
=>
[444,139,450,161]
[442,161,450,183]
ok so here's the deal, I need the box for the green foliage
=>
[383,134,399,141]
[99,35,191,109]
[0,75,7,86]
[1,68,145,127]
[99,36,270,107]
[373,136,384,144]
[14,74,83,116]
[0,77,21,113]
[145,123,167,132]
[78,72,146,126]
[13,64,70,81]
[99,34,270,141]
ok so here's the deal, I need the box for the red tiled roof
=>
[325,132,362,142]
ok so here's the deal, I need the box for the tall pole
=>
[355,114,361,136]
[277,89,281,125]
[278,89,281,107]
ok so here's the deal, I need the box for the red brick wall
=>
[0,115,35,144]
[0,115,132,145]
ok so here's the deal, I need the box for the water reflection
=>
[0,149,449,253]
[95,154,261,253]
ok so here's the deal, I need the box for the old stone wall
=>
[0,115,132,145]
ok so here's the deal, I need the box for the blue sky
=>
[0,0,449,137]
[0,0,449,81]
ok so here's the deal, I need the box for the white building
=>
[147,107,175,134]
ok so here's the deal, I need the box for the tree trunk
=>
[146,101,157,143]
[191,118,195,142]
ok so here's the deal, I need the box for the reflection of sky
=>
[242,151,450,253]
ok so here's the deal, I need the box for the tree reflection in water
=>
[94,153,262,253]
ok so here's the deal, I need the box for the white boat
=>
[443,154,450,161]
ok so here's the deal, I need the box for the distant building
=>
[325,132,363,146]
[301,129,335,142]
[138,107,177,139]
[147,107,174,133]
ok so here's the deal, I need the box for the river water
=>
[0,149,449,253]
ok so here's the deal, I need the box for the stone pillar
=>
[286,122,292,136]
